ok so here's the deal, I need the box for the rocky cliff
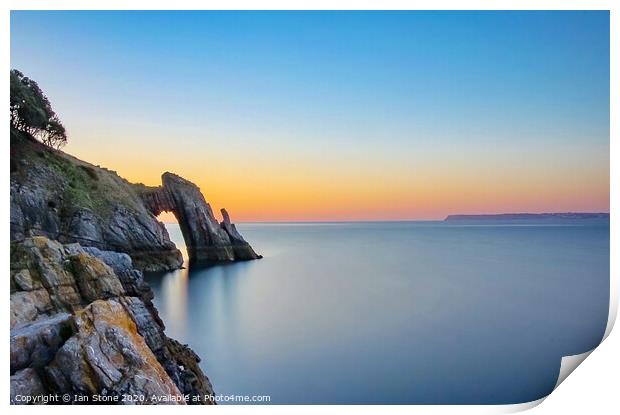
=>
[139,173,261,263]
[10,129,260,270]
[10,128,262,405]
[10,237,215,404]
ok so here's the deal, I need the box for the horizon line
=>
[158,211,610,225]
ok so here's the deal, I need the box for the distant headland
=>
[445,212,610,221]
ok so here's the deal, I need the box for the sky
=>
[10,11,610,222]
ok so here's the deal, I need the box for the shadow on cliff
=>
[11,128,261,272]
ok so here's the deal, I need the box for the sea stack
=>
[11,130,261,270]
[140,172,262,263]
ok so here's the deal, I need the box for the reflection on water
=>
[143,220,609,404]
[157,265,189,339]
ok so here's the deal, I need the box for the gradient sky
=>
[10,11,609,222]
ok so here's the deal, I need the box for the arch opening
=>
[156,210,178,224]
[139,172,261,263]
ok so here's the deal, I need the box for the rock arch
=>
[141,172,261,263]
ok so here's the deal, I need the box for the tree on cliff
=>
[10,69,67,149]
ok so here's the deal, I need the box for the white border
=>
[3,1,617,414]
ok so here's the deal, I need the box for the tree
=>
[10,69,67,149]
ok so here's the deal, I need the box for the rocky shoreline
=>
[11,129,260,272]
[10,237,215,404]
[138,171,261,263]
[10,129,261,404]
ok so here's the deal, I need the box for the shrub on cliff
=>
[10,69,67,149]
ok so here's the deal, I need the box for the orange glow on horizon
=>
[65,130,609,223]
[103,159,609,223]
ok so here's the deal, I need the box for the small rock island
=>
[444,212,610,221]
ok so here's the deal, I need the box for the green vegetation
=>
[11,127,146,220]
[44,150,98,210]
[10,69,67,149]
[9,74,148,222]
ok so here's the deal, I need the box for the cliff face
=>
[10,129,262,405]
[10,237,215,404]
[10,130,182,272]
[140,172,261,263]
[10,129,259,270]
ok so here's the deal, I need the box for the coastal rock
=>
[10,237,215,405]
[10,368,46,404]
[62,243,129,275]
[45,299,184,404]
[10,313,73,373]
[10,237,123,320]
[140,172,261,263]
[220,208,261,259]
[10,130,182,272]
[166,337,216,401]
[119,296,215,401]
[11,128,258,271]
[10,289,53,328]
[10,128,252,404]
[69,252,125,303]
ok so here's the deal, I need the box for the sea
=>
[144,219,609,404]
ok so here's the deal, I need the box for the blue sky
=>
[10,11,610,220]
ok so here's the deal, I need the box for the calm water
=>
[144,220,609,404]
